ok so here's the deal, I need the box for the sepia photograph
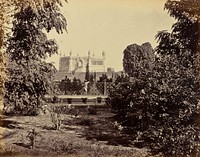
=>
[0,0,200,156]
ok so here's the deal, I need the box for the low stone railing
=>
[45,95,109,105]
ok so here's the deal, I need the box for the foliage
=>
[114,72,129,83]
[89,73,95,82]
[87,106,97,115]
[109,1,200,156]
[123,43,154,77]
[71,77,83,93]
[106,73,129,107]
[4,1,67,115]
[0,0,67,113]
[155,0,199,69]
[110,53,200,156]
[59,76,71,94]
[150,1,200,154]
[53,141,79,155]
[4,61,57,115]
[145,56,199,156]
[97,73,112,82]
[8,0,68,14]
[0,0,13,109]
[58,76,83,95]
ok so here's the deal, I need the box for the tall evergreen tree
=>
[4,1,67,115]
[85,58,90,82]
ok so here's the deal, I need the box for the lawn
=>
[0,104,151,157]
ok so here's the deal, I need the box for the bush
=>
[58,76,83,95]
[109,54,200,156]
[87,106,97,115]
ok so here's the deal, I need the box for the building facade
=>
[59,51,106,73]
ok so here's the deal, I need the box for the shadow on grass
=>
[0,120,22,129]
[13,142,30,149]
[67,109,135,147]
[0,131,18,140]
[42,125,55,130]
[84,124,134,147]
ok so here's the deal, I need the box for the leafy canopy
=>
[4,1,67,115]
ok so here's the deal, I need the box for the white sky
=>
[47,0,175,71]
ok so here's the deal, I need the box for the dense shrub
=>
[97,73,113,82]
[109,53,199,156]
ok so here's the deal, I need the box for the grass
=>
[0,105,150,157]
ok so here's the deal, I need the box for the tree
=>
[58,76,83,95]
[85,59,90,81]
[151,2,200,154]
[0,0,68,109]
[0,0,14,110]
[109,1,200,155]
[89,73,94,82]
[110,50,200,156]
[123,42,154,77]
[4,1,67,115]
[114,72,129,83]
[59,76,71,95]
[97,73,112,82]
[155,0,199,70]
[143,55,199,156]
[71,77,83,94]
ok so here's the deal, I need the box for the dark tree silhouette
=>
[123,42,154,77]
[85,59,90,82]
